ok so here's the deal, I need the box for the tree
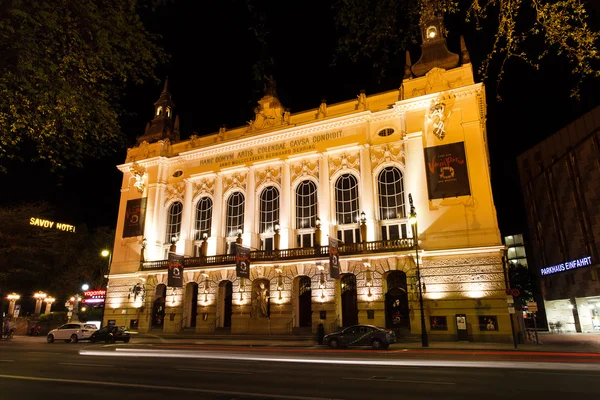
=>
[332,0,599,97]
[0,0,167,173]
[508,263,535,306]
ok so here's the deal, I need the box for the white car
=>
[47,322,98,343]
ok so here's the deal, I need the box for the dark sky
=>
[3,0,599,239]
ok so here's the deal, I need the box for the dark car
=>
[89,326,132,344]
[323,324,396,350]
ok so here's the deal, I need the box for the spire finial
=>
[162,76,170,94]
[404,50,413,80]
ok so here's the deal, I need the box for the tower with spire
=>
[137,77,180,144]
[411,1,460,77]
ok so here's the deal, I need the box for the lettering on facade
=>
[197,130,342,168]
[29,217,76,233]
[541,256,593,276]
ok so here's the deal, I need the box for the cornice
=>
[117,156,167,173]
[393,83,483,113]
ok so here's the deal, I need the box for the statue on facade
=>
[253,281,270,318]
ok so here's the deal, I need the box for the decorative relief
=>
[222,172,248,194]
[255,166,282,188]
[424,68,450,93]
[370,144,405,171]
[130,162,147,194]
[290,160,319,183]
[193,177,216,198]
[159,139,172,157]
[329,151,360,178]
[165,181,185,204]
[427,96,453,140]
[356,91,367,111]
[188,134,199,148]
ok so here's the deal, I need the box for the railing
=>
[142,238,414,271]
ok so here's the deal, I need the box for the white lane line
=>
[28,352,57,355]
[59,362,114,368]
[520,371,600,377]
[342,377,455,385]
[178,368,252,375]
[0,360,14,363]
[0,374,340,400]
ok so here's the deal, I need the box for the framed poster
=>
[478,316,499,331]
[123,198,147,238]
[430,316,448,331]
[424,142,471,200]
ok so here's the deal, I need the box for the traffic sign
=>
[527,301,538,312]
[511,288,521,297]
[505,289,512,295]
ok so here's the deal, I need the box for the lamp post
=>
[409,193,429,347]
[33,291,47,316]
[201,233,208,257]
[100,249,112,327]
[314,217,322,255]
[7,293,20,317]
[44,297,55,314]
[360,211,367,244]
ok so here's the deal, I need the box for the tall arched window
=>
[225,192,245,237]
[259,186,280,233]
[335,174,359,225]
[165,201,183,243]
[195,197,213,240]
[296,180,317,229]
[378,166,405,219]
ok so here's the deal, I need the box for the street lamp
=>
[81,284,89,291]
[7,293,20,317]
[409,193,429,348]
[44,297,55,314]
[100,249,112,327]
[33,291,47,315]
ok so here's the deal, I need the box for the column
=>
[244,168,256,248]
[280,162,291,249]
[179,179,194,256]
[318,154,331,244]
[212,174,224,255]
[359,144,375,241]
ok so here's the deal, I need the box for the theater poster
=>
[236,246,251,279]
[167,253,185,288]
[122,198,147,238]
[424,142,471,200]
[328,237,340,279]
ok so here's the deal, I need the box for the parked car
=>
[323,324,396,349]
[47,323,98,343]
[89,326,132,344]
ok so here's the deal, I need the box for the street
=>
[1,338,599,399]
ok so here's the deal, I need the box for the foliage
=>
[0,0,167,173]
[78,307,102,322]
[38,311,67,322]
[332,0,599,97]
[508,263,535,304]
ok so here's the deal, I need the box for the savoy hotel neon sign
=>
[29,217,76,233]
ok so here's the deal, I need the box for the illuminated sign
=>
[82,289,106,304]
[541,256,593,276]
[29,218,76,233]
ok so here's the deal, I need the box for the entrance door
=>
[220,281,233,328]
[385,271,410,332]
[190,283,198,328]
[298,276,312,327]
[152,284,166,328]
[341,274,358,327]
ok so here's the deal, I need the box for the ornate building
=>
[105,11,510,342]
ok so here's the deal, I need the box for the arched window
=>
[225,192,245,237]
[259,186,280,233]
[195,197,213,240]
[378,166,405,219]
[296,180,317,229]
[335,174,359,225]
[165,201,183,243]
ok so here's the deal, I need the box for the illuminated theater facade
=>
[105,12,511,342]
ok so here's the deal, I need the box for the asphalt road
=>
[1,339,600,400]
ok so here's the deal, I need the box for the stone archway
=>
[385,271,410,333]
[151,284,166,328]
[184,282,198,328]
[218,281,233,328]
[340,274,358,327]
[296,276,312,328]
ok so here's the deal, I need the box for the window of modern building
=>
[335,173,360,244]
[225,192,245,237]
[194,197,213,240]
[165,201,183,244]
[259,186,280,234]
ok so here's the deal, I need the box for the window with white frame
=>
[335,174,359,225]
[225,192,245,237]
[295,180,318,248]
[165,201,183,244]
[195,197,213,240]
[259,186,280,234]
[378,166,405,219]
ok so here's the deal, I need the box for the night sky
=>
[2,0,599,240]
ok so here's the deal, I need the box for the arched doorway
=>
[341,274,358,327]
[385,271,410,332]
[152,284,166,328]
[297,276,312,327]
[218,281,233,328]
[184,282,198,328]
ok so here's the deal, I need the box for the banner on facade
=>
[236,245,251,279]
[167,253,185,288]
[328,237,341,279]
[424,142,471,200]
[122,198,147,238]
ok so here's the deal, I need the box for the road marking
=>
[520,371,600,377]
[59,363,114,368]
[0,374,340,400]
[178,368,252,375]
[342,376,455,385]
[27,352,57,355]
